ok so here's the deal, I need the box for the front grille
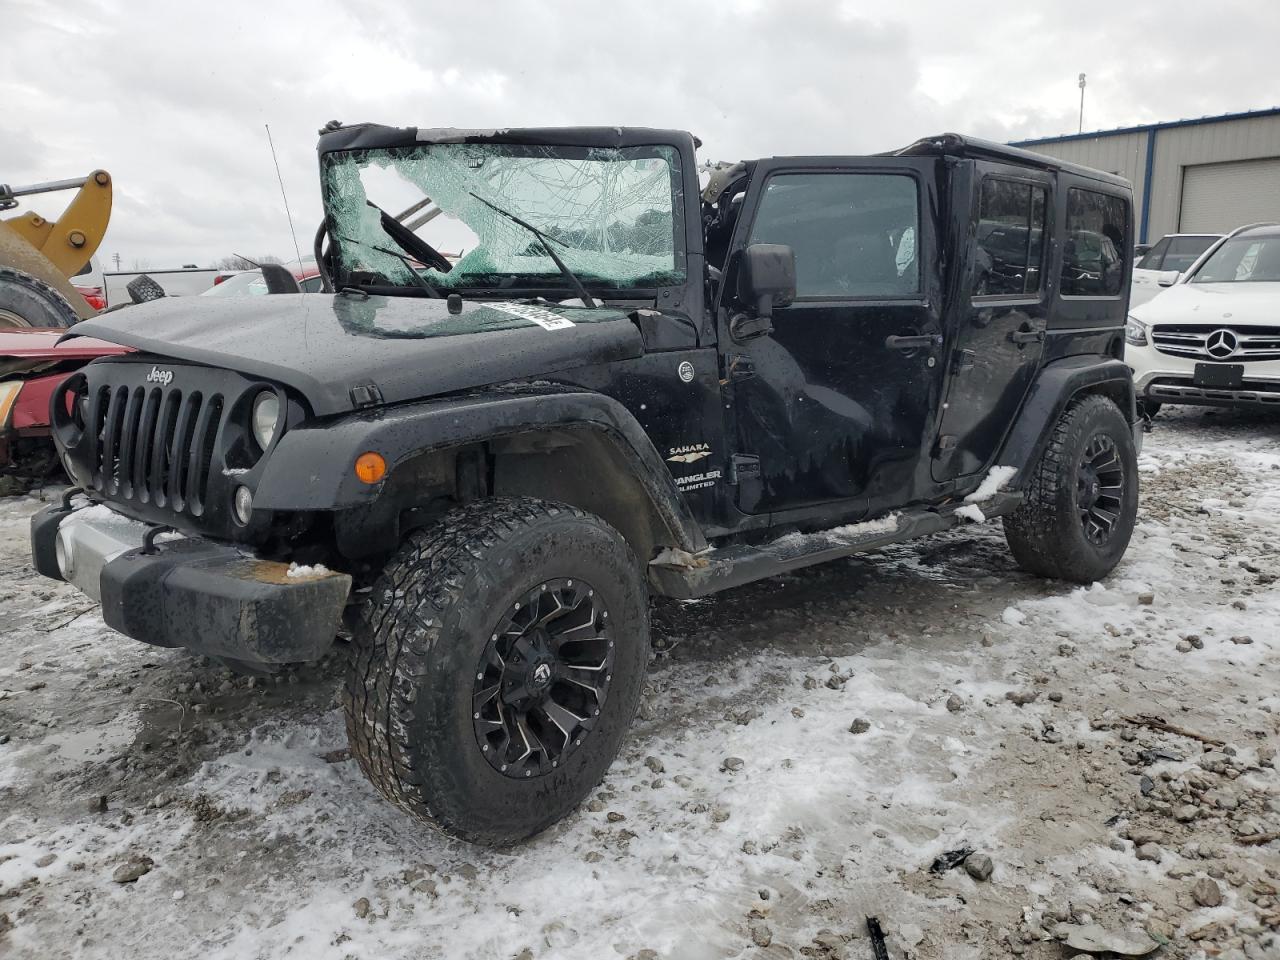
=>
[88,383,225,515]
[1151,324,1280,362]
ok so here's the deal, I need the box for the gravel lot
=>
[2,408,1278,960]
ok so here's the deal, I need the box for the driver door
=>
[722,158,945,514]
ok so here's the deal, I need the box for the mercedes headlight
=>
[1124,316,1149,347]
[251,391,280,449]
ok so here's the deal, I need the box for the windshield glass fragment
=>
[322,142,685,293]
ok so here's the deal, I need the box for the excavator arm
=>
[0,170,113,321]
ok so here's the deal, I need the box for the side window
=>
[1061,188,1129,297]
[747,172,920,298]
[1136,237,1169,270]
[1161,235,1215,273]
[973,178,1047,297]
[299,276,324,293]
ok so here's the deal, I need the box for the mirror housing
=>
[731,243,796,341]
[261,262,302,294]
[1156,270,1180,288]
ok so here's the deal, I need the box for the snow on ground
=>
[1,408,1279,959]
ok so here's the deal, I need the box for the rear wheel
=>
[0,267,79,329]
[343,497,648,845]
[1003,395,1138,583]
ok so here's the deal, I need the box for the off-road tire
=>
[126,274,166,304]
[0,267,79,329]
[1003,395,1138,583]
[343,497,649,845]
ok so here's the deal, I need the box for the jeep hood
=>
[64,294,644,415]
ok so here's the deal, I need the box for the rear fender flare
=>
[996,356,1136,483]
[254,388,706,553]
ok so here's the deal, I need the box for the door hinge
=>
[933,435,958,456]
[951,348,977,374]
[728,454,761,484]
[728,354,756,381]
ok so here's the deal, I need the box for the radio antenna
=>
[264,123,305,281]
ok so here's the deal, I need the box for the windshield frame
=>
[320,138,689,298]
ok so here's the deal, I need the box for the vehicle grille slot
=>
[134,389,162,504]
[188,395,223,515]
[115,387,146,498]
[151,391,182,508]
[96,386,130,494]
[167,391,202,512]
[88,385,110,488]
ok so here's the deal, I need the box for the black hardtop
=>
[888,132,1132,188]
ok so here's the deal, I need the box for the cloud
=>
[2,0,1277,266]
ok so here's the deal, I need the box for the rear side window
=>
[747,172,920,298]
[1061,189,1129,296]
[974,178,1047,297]
[1136,237,1169,270]
[1161,235,1217,272]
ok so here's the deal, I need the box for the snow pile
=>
[286,562,331,579]
[964,465,1017,503]
[954,503,986,523]
[772,512,901,550]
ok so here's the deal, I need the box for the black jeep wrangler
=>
[31,124,1140,844]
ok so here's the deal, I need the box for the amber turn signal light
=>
[354,451,387,484]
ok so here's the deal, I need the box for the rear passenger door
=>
[933,164,1051,481]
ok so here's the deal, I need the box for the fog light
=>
[233,485,254,525]
[55,529,73,578]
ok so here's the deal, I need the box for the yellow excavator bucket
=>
[0,170,113,320]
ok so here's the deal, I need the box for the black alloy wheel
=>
[1076,433,1125,546]
[473,578,614,778]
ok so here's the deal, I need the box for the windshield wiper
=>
[467,192,597,308]
[340,236,442,298]
[366,201,454,274]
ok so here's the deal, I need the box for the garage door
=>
[1179,157,1280,232]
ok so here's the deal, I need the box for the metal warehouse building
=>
[1012,107,1280,244]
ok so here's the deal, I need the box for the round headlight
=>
[251,391,280,449]
[233,485,254,525]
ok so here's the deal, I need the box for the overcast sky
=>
[4,0,1278,269]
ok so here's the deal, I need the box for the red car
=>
[0,328,128,485]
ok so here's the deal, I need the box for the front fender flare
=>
[254,387,707,552]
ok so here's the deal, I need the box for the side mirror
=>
[731,243,796,341]
[261,262,302,294]
[1156,270,1180,288]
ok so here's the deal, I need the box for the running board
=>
[648,492,1023,599]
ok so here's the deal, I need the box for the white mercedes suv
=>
[1126,222,1280,416]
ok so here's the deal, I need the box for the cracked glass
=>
[322,142,685,294]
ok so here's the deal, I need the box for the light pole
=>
[1078,73,1087,134]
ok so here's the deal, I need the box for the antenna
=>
[1078,73,1087,134]
[264,123,305,282]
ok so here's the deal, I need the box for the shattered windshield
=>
[322,142,685,293]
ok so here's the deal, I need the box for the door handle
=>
[885,334,941,350]
[1008,329,1045,345]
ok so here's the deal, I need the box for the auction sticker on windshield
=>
[491,303,575,330]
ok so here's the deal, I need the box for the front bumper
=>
[1129,344,1280,409]
[31,498,352,664]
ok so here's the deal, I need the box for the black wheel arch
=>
[995,356,1137,491]
[255,386,707,564]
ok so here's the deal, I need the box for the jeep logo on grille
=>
[145,366,174,386]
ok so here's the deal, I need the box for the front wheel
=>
[1003,395,1138,583]
[343,497,649,845]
